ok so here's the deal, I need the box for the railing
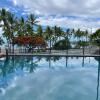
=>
[4,46,99,55]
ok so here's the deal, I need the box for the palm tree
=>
[27,14,38,28]
[45,26,52,53]
[17,17,25,37]
[0,9,10,47]
[52,26,58,45]
[27,14,39,36]
[52,26,64,45]
[7,12,17,53]
[25,23,34,36]
[85,30,89,42]
[75,29,82,41]
[74,29,89,55]
[90,29,100,54]
[0,8,17,53]
[37,25,43,37]
[57,27,63,40]
[64,29,72,54]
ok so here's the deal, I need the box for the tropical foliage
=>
[0,8,100,54]
[53,39,71,50]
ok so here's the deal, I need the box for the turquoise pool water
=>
[0,56,100,100]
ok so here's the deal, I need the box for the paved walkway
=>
[0,47,100,58]
[8,53,100,57]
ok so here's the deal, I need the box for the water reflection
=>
[66,57,68,68]
[94,57,100,100]
[0,56,39,92]
[0,56,99,100]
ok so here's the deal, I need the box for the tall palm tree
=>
[64,29,72,54]
[45,26,52,53]
[90,29,100,54]
[37,25,43,37]
[26,14,38,36]
[16,17,26,37]
[75,29,82,41]
[0,8,17,53]
[0,9,10,46]
[27,14,38,27]
[85,30,89,42]
[7,12,17,53]
[52,26,58,45]
[57,27,62,40]
[25,23,34,36]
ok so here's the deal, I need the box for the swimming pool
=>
[0,56,100,100]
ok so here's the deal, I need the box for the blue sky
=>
[0,0,100,32]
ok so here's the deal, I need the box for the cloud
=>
[11,0,100,17]
[9,0,100,31]
[11,0,17,6]
[37,16,99,32]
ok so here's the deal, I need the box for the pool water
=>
[0,56,100,100]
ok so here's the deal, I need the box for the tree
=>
[7,12,17,53]
[45,26,52,53]
[27,14,38,27]
[17,17,25,37]
[85,30,89,42]
[63,29,72,54]
[90,29,100,54]
[0,9,10,46]
[74,29,89,55]
[0,8,17,53]
[75,29,82,41]
[53,39,71,50]
[57,27,63,40]
[53,26,58,44]
[37,25,43,37]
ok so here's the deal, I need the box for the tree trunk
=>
[99,47,100,55]
[50,37,51,54]
[12,44,14,54]
[83,47,85,55]
[66,37,68,55]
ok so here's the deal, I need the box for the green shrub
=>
[53,39,71,50]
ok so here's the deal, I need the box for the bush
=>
[53,39,71,50]
[75,41,89,48]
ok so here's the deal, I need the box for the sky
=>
[0,0,100,32]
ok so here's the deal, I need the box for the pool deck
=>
[1,47,100,57]
[7,53,100,57]
[1,49,100,58]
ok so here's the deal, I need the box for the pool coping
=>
[6,53,100,57]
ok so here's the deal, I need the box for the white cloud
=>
[37,16,99,32]
[11,0,100,17]
[11,0,100,30]
[12,0,17,6]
